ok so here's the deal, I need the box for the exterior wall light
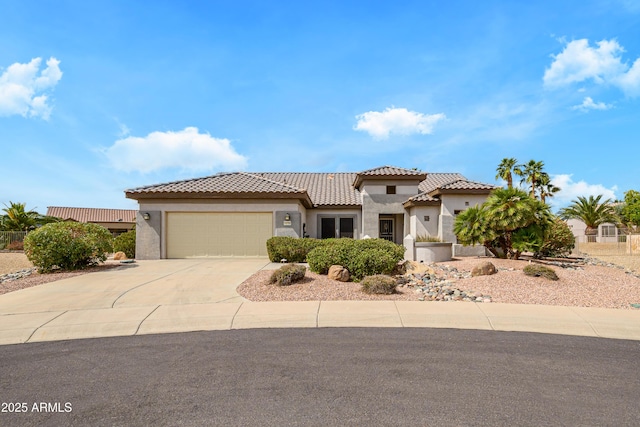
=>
[285,213,291,221]
[143,213,151,220]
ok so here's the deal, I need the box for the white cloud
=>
[0,57,62,119]
[354,107,446,139]
[571,96,612,111]
[543,39,640,96]
[105,127,248,173]
[551,174,618,206]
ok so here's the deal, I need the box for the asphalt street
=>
[1,328,639,426]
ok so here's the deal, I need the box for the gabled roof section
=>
[353,166,427,188]
[46,207,137,223]
[402,192,440,208]
[125,172,314,207]
[428,179,496,197]
[418,173,466,194]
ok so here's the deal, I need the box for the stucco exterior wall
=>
[407,206,440,238]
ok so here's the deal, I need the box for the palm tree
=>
[495,157,518,189]
[453,205,499,257]
[537,173,561,204]
[1,202,59,231]
[558,195,619,236]
[484,187,552,259]
[514,160,545,198]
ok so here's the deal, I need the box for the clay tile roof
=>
[353,166,427,188]
[357,166,426,177]
[404,193,439,204]
[427,179,496,197]
[126,172,306,195]
[46,207,137,223]
[260,172,361,207]
[418,173,466,194]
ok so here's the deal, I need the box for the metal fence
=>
[0,231,28,250]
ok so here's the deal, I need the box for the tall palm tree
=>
[514,160,545,198]
[558,195,619,236]
[495,157,518,189]
[537,173,561,204]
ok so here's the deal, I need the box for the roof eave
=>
[428,188,494,197]
[403,199,441,208]
[353,174,428,189]
[125,191,314,208]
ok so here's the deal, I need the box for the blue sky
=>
[1,0,639,213]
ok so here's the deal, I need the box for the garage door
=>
[166,212,273,258]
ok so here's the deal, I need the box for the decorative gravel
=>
[238,257,640,309]
[0,252,122,296]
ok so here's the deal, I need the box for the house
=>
[125,166,495,259]
[46,206,137,236]
[566,218,624,243]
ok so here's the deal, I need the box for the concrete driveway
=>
[0,258,270,344]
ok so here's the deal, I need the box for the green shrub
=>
[266,236,323,262]
[538,218,575,258]
[24,222,113,272]
[307,238,404,281]
[416,234,442,242]
[269,263,307,286]
[360,275,398,294]
[113,229,136,259]
[523,264,559,281]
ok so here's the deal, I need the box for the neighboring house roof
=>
[125,167,495,208]
[46,207,137,223]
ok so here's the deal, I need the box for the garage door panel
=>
[167,212,273,258]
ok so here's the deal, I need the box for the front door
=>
[379,218,394,242]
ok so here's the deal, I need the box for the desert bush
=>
[538,218,575,258]
[24,222,113,272]
[523,264,559,281]
[266,236,323,263]
[6,240,24,251]
[269,263,307,286]
[113,229,136,259]
[307,238,404,281]
[360,275,398,295]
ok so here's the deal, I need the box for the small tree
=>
[619,190,640,233]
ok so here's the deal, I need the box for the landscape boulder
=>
[328,265,350,282]
[113,251,127,261]
[471,261,497,277]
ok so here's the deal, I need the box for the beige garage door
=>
[166,212,273,258]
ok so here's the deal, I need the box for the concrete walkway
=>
[1,259,639,345]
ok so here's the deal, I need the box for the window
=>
[601,225,617,237]
[386,185,396,194]
[454,210,463,215]
[319,216,356,239]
